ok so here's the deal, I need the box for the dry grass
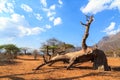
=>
[0,55,120,80]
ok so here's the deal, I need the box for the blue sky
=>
[0,0,120,49]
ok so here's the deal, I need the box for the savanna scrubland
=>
[0,55,120,80]
[0,15,120,80]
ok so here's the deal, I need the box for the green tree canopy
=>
[0,44,20,58]
[40,38,75,56]
[0,44,20,53]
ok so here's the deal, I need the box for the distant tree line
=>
[0,38,81,62]
[0,44,20,62]
[0,44,38,62]
[40,38,76,61]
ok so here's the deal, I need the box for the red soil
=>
[0,55,120,80]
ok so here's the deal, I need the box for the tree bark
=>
[80,15,93,50]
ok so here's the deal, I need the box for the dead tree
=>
[34,49,95,70]
[80,15,110,71]
[34,15,111,71]
[80,15,93,50]
[34,15,94,70]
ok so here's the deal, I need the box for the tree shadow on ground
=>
[0,72,38,80]
[6,76,25,80]
[0,71,104,80]
[0,69,57,79]
[48,65,92,70]
[34,66,92,74]
[112,66,120,71]
[0,74,26,80]
[72,66,92,70]
[42,72,105,80]
[42,71,118,80]
[1,69,120,80]
[17,57,40,61]
[0,61,21,66]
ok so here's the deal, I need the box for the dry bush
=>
[0,53,14,63]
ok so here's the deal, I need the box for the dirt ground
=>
[0,55,120,80]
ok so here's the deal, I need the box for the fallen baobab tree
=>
[34,47,95,70]
[34,47,111,71]
[34,15,111,71]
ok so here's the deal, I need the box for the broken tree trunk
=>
[34,49,94,70]
[80,15,93,50]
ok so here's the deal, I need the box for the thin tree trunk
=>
[46,46,51,60]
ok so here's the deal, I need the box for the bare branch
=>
[81,15,94,50]
[80,21,87,26]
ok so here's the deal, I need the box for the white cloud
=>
[50,5,56,10]
[6,2,14,13]
[80,0,112,14]
[54,17,62,26]
[104,22,115,32]
[0,37,15,45]
[34,13,43,21]
[80,0,120,14]
[41,1,63,26]
[42,4,56,17]
[49,16,55,21]
[0,13,44,38]
[47,11,56,17]
[0,17,9,30]
[0,14,26,38]
[0,0,63,48]
[107,29,120,35]
[103,22,120,35]
[109,0,120,10]
[58,0,63,5]
[42,4,60,25]
[11,13,25,23]
[18,26,45,37]
[0,0,14,13]
[21,4,33,12]
[40,0,47,7]
[45,24,52,29]
[0,13,26,31]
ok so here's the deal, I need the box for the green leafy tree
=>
[63,43,75,53]
[40,38,75,61]
[0,44,20,59]
[41,38,75,54]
